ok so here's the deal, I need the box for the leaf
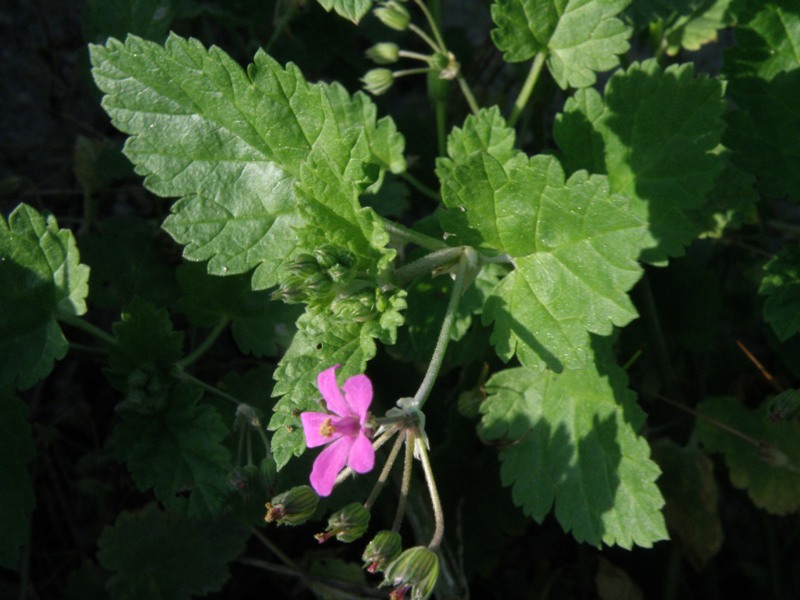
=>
[106,297,183,391]
[97,503,249,600]
[114,383,233,518]
[440,150,645,371]
[176,262,301,357]
[554,60,726,262]
[651,439,723,569]
[0,204,90,389]
[437,106,521,175]
[316,0,374,23]
[490,0,632,89]
[723,2,800,202]
[90,34,404,289]
[760,245,800,341]
[479,355,667,548]
[696,396,800,515]
[0,393,36,569]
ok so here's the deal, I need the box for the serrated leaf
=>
[115,383,233,518]
[0,204,90,389]
[479,357,667,548]
[663,0,735,55]
[723,2,800,202]
[97,503,249,600]
[90,34,404,289]
[176,262,301,357]
[106,297,183,390]
[490,0,632,89]
[0,393,36,569]
[651,439,723,569]
[437,106,521,176]
[696,396,800,515]
[554,60,726,262]
[316,0,373,23]
[760,245,800,341]
[440,151,644,371]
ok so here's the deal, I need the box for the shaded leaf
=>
[97,503,249,600]
[0,204,90,389]
[760,244,800,341]
[0,393,36,569]
[316,0,374,23]
[480,355,667,548]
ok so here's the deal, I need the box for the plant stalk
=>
[509,51,546,127]
[416,432,444,550]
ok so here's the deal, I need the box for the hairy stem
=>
[173,369,241,406]
[416,432,444,550]
[393,246,465,285]
[509,52,546,128]
[457,74,480,116]
[382,218,447,251]
[412,252,470,409]
[413,0,447,51]
[364,430,407,510]
[393,429,415,532]
[400,171,440,202]
[58,312,116,346]
[177,316,230,369]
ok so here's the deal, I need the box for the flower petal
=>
[342,374,373,421]
[317,365,349,417]
[347,431,375,474]
[310,436,351,497]
[301,412,342,448]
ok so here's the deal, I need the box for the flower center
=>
[319,418,336,438]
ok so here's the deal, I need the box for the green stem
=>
[456,74,480,116]
[176,317,230,369]
[393,246,465,285]
[415,432,444,550]
[413,0,447,53]
[382,218,447,251]
[394,66,434,78]
[174,369,241,406]
[400,172,440,202]
[364,429,407,510]
[398,49,432,62]
[509,52,546,128]
[393,429,414,532]
[409,23,441,53]
[58,312,116,346]
[412,252,470,409]
[435,98,447,157]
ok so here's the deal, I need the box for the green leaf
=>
[90,34,404,289]
[0,204,90,389]
[490,0,632,89]
[554,60,726,262]
[440,150,645,371]
[115,383,233,518]
[479,356,667,548]
[316,0,374,23]
[176,262,301,357]
[0,393,36,569]
[106,297,183,391]
[723,2,800,202]
[97,503,249,600]
[663,0,735,55]
[760,245,800,341]
[696,396,800,515]
[437,106,521,174]
[651,439,723,569]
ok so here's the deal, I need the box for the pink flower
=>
[300,365,375,496]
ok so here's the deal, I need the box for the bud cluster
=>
[272,245,358,306]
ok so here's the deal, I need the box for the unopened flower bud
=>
[264,485,319,525]
[332,290,378,321]
[362,68,395,96]
[363,530,402,573]
[315,502,370,543]
[374,1,410,31]
[382,546,439,600]
[366,42,400,65]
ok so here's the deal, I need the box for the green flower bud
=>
[363,530,402,574]
[374,1,410,31]
[315,502,370,543]
[306,271,334,295]
[332,290,378,322]
[366,42,400,65]
[362,68,395,96]
[287,253,320,278]
[264,485,319,526]
[382,546,439,600]
[260,456,278,490]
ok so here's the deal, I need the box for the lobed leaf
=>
[114,383,233,518]
[554,60,726,262]
[0,393,36,569]
[480,356,667,548]
[0,204,90,389]
[760,244,800,341]
[490,0,632,88]
[316,0,374,23]
[97,503,249,600]
[696,396,800,515]
[440,147,645,371]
